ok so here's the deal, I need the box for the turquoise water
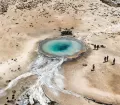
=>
[42,39,83,56]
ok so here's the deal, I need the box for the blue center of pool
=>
[52,42,70,51]
[42,39,83,56]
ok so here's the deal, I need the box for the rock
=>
[82,64,87,66]
[0,1,8,14]
[100,0,120,7]
[100,45,106,48]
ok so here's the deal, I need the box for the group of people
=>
[93,44,100,50]
[91,56,116,71]
[91,44,116,71]
[103,56,116,65]
[103,56,109,63]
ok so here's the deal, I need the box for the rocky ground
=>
[0,0,120,105]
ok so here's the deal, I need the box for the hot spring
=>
[39,37,86,59]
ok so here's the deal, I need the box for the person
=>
[97,45,99,50]
[94,45,96,50]
[103,57,106,63]
[112,58,115,65]
[91,64,95,71]
[106,56,109,62]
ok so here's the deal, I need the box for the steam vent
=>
[39,37,87,60]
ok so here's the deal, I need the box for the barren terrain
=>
[0,0,120,105]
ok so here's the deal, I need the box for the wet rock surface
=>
[100,0,120,7]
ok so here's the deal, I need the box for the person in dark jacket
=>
[91,64,95,71]
[103,57,106,63]
[106,56,109,62]
[94,45,96,50]
[96,45,99,50]
[112,58,115,65]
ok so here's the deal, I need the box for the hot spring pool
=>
[39,37,87,59]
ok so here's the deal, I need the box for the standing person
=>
[94,45,96,50]
[106,56,109,62]
[112,58,115,65]
[97,45,99,50]
[91,64,95,71]
[103,57,107,63]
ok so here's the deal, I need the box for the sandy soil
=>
[0,0,120,105]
